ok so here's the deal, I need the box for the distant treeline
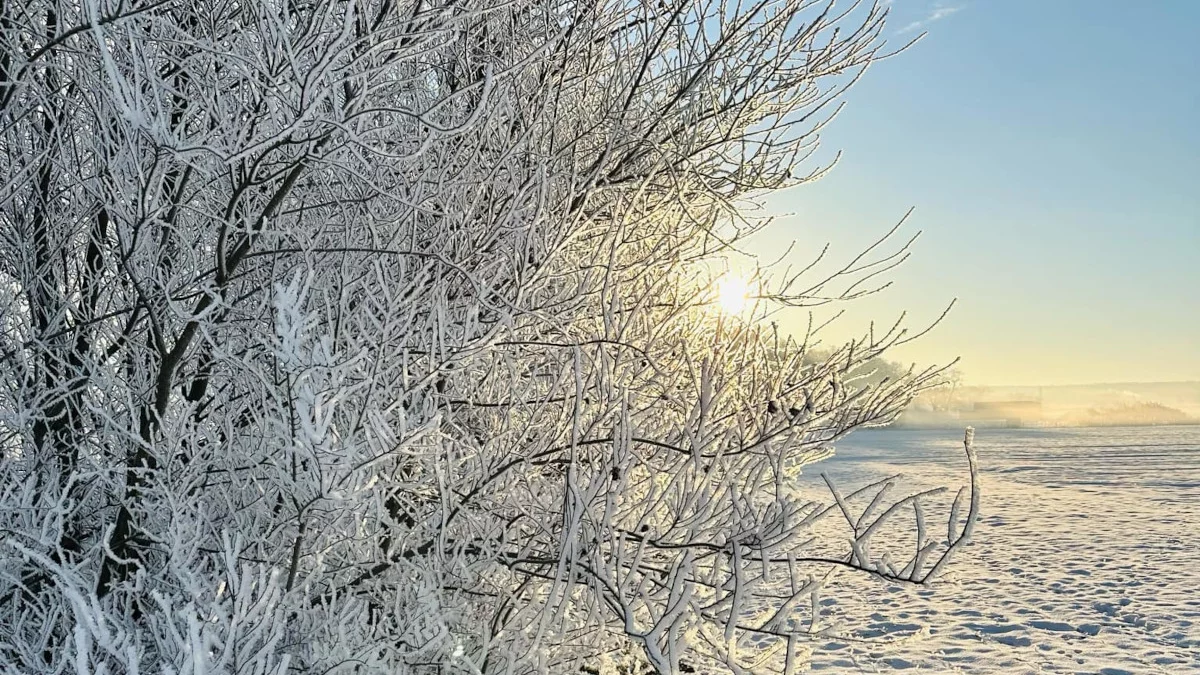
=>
[1066,402,1196,427]
[883,379,1200,429]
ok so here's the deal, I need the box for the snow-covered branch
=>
[0,0,973,672]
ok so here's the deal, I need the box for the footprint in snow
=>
[1028,620,1075,632]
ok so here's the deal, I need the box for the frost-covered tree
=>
[0,0,977,672]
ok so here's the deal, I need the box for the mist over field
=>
[898,381,1200,429]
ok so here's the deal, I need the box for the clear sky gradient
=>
[755,0,1199,386]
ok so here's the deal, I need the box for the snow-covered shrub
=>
[0,0,976,672]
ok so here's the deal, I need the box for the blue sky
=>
[755,0,1199,386]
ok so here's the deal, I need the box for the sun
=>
[714,276,752,315]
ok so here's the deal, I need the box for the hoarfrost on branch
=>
[0,0,976,672]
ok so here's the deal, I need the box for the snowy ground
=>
[794,425,1200,674]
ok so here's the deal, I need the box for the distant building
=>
[967,400,1042,428]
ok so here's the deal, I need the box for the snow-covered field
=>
[795,425,1200,673]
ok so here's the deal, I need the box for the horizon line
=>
[958,379,1200,389]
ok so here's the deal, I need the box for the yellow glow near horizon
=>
[715,276,752,315]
